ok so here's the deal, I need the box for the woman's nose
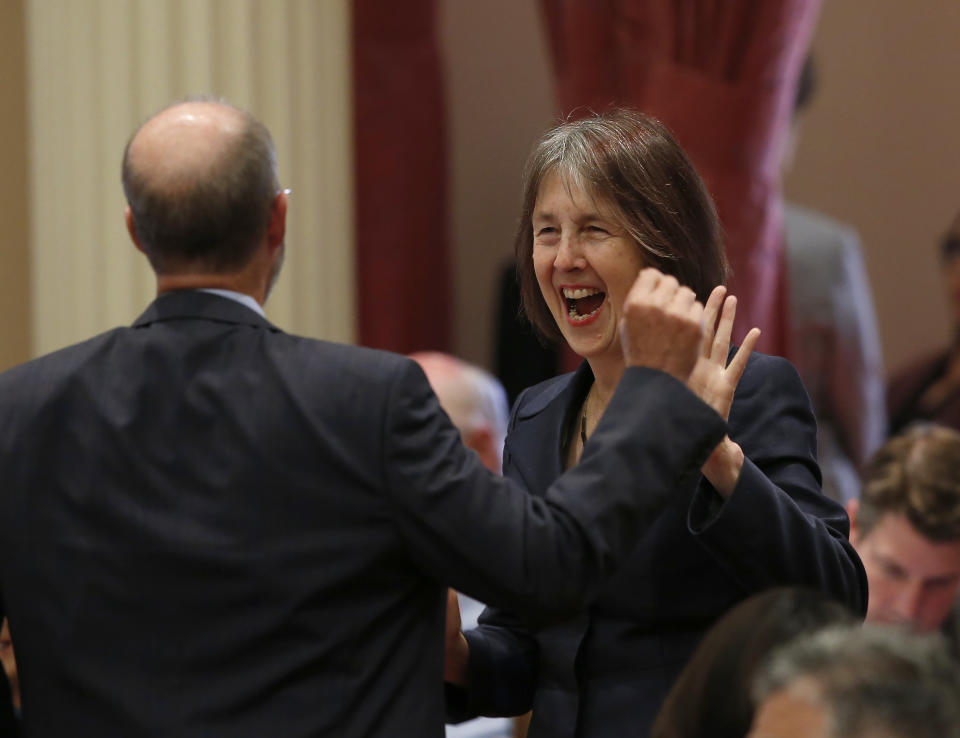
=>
[554,235,584,271]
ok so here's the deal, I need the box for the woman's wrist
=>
[701,436,744,498]
[444,632,470,686]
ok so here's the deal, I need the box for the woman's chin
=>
[563,334,622,364]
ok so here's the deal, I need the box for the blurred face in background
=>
[849,510,960,632]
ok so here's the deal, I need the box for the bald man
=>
[410,352,509,475]
[0,99,731,737]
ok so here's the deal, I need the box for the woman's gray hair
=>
[514,109,729,344]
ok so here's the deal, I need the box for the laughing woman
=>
[444,110,867,737]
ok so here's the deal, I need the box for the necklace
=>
[580,383,595,450]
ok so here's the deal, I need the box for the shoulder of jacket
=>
[514,372,575,420]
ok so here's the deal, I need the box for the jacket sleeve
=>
[688,353,869,614]
[446,606,539,721]
[446,395,541,721]
[383,360,728,620]
[0,598,15,735]
[0,680,15,737]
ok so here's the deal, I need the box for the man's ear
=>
[846,498,860,545]
[267,190,288,251]
[125,206,145,254]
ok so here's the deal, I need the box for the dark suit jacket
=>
[0,673,15,737]
[0,291,729,738]
[452,355,868,738]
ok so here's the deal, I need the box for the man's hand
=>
[619,268,704,383]
[444,589,469,685]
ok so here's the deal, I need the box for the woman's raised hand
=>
[685,285,761,497]
[686,286,761,421]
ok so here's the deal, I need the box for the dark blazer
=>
[453,355,867,738]
[0,672,15,737]
[0,291,728,738]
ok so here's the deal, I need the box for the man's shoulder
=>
[513,371,576,421]
[269,332,414,381]
[0,322,415,409]
[0,328,125,388]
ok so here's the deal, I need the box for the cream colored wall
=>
[444,0,960,381]
[24,0,355,357]
[0,0,31,371]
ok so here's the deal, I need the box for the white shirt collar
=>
[197,288,266,318]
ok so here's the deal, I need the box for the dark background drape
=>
[353,0,451,353]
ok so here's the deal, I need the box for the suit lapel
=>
[505,361,594,497]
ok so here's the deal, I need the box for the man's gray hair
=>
[752,624,960,738]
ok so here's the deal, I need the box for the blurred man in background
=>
[846,424,960,644]
[411,352,509,476]
[782,57,886,503]
[888,212,960,434]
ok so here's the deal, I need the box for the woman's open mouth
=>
[563,287,606,325]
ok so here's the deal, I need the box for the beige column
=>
[25,0,355,356]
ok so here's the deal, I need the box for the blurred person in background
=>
[411,352,509,477]
[748,624,960,738]
[846,423,960,645]
[650,587,857,738]
[888,212,960,434]
[781,56,886,504]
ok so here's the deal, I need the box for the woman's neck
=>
[568,355,625,469]
[585,355,626,415]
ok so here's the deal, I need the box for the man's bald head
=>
[410,352,509,473]
[122,99,279,275]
